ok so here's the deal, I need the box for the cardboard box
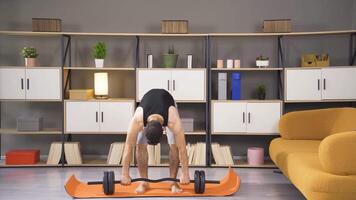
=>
[301,54,329,67]
[32,18,62,32]
[161,20,188,34]
[69,89,94,100]
[263,19,291,33]
[181,118,194,132]
[17,117,43,131]
[6,149,40,165]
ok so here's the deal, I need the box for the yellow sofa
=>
[269,108,356,200]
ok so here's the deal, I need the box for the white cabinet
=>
[0,68,26,99]
[212,101,281,135]
[285,67,356,101]
[66,102,100,132]
[171,70,205,101]
[246,103,281,133]
[212,102,246,133]
[285,69,321,101]
[65,100,134,133]
[137,70,171,100]
[321,68,356,100]
[137,69,206,102]
[0,67,61,100]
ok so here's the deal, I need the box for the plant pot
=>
[95,59,104,68]
[25,58,36,67]
[163,54,178,68]
[258,92,266,100]
[256,60,269,68]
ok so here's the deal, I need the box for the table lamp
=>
[94,72,109,99]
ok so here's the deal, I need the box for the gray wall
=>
[1,0,355,160]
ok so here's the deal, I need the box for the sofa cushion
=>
[269,138,320,176]
[287,152,356,198]
[279,108,356,140]
[319,131,356,175]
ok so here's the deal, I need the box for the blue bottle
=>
[231,72,241,100]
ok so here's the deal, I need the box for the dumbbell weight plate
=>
[199,170,205,194]
[194,170,201,194]
[103,171,115,195]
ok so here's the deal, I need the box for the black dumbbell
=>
[88,170,218,195]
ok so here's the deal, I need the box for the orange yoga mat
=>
[65,168,241,198]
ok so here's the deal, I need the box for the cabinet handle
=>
[26,79,29,90]
[323,78,326,90]
[317,79,320,91]
[243,112,245,123]
[173,80,176,91]
[248,112,251,124]
[96,112,98,123]
[21,78,24,90]
[167,80,170,90]
[101,112,104,123]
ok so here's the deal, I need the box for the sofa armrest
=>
[319,131,356,175]
[279,108,356,140]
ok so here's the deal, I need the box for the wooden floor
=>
[0,167,305,200]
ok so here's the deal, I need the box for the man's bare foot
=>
[135,182,149,194]
[171,182,183,193]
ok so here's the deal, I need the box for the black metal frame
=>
[350,33,356,66]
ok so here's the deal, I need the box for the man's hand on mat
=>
[180,174,190,185]
[121,175,131,185]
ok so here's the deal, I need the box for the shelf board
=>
[285,66,356,70]
[0,128,62,135]
[211,99,282,103]
[212,132,279,136]
[64,132,127,135]
[137,67,206,70]
[209,30,356,37]
[0,160,61,167]
[63,67,135,71]
[284,99,356,103]
[64,98,135,102]
[0,31,62,36]
[186,131,206,135]
[212,160,276,168]
[211,67,283,71]
[0,99,62,102]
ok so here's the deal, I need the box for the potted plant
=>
[163,45,178,68]
[92,42,107,68]
[21,47,38,67]
[256,55,269,68]
[256,84,266,100]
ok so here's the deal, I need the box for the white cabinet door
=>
[171,70,205,101]
[285,69,321,101]
[65,102,100,132]
[246,102,281,134]
[100,101,134,132]
[25,68,61,100]
[0,68,26,99]
[322,68,356,100]
[212,102,246,133]
[137,70,171,101]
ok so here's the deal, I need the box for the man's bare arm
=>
[167,107,190,184]
[121,108,144,183]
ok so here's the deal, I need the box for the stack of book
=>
[64,142,82,165]
[147,144,161,165]
[211,143,234,166]
[47,142,62,165]
[107,142,125,165]
[187,142,206,165]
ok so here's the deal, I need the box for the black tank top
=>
[139,89,175,126]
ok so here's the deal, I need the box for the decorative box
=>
[17,117,43,131]
[32,18,62,32]
[161,20,188,34]
[181,118,194,132]
[263,19,291,33]
[6,149,40,165]
[256,60,269,68]
[301,54,329,67]
[69,89,94,100]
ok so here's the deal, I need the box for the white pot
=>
[256,60,269,68]
[95,59,104,68]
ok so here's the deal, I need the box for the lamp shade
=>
[94,72,108,96]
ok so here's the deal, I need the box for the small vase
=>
[25,58,36,67]
[163,54,178,68]
[95,59,104,68]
